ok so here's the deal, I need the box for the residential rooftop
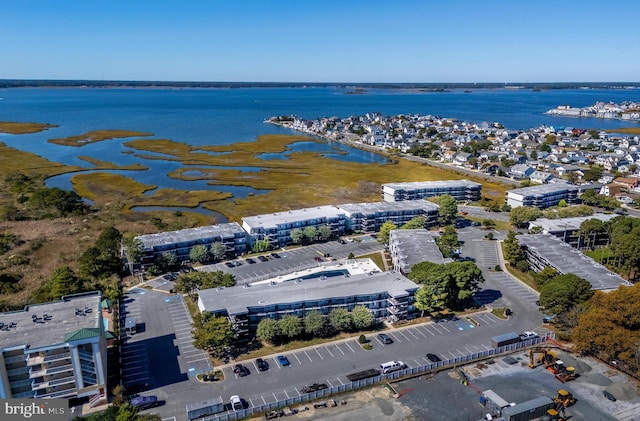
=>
[0,292,102,350]
[528,213,618,233]
[137,222,245,249]
[382,179,481,190]
[390,229,452,272]
[198,270,419,316]
[338,200,439,214]
[507,183,599,196]
[242,205,344,229]
[517,234,629,291]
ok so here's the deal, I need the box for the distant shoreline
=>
[1,79,639,90]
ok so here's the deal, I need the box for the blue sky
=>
[1,0,639,83]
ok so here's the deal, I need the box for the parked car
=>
[258,255,268,262]
[230,395,243,411]
[234,261,242,266]
[377,333,393,345]
[246,258,256,264]
[225,262,234,268]
[519,331,538,340]
[339,239,346,244]
[301,383,328,393]
[256,358,269,371]
[233,364,250,377]
[277,355,290,366]
[270,252,281,258]
[426,353,442,363]
[314,257,323,262]
[130,395,159,410]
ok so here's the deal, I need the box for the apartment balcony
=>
[387,297,408,306]
[9,378,32,389]
[32,375,76,391]
[4,354,27,364]
[13,390,36,399]
[387,306,408,315]
[35,386,77,399]
[29,364,74,379]
[7,366,29,377]
[26,352,71,366]
[78,351,94,363]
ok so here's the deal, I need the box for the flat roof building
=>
[517,234,630,291]
[389,229,452,274]
[0,292,107,401]
[135,222,248,265]
[506,183,600,209]
[338,200,439,233]
[382,179,482,202]
[528,213,617,248]
[242,205,346,247]
[198,271,420,331]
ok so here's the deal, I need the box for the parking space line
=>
[438,323,451,333]
[303,351,313,362]
[344,341,355,353]
[294,387,300,397]
[396,330,411,341]
[337,377,344,385]
[413,327,427,338]
[406,329,420,339]
[273,357,282,369]
[335,344,345,355]
[420,325,436,336]
[413,359,422,366]
[249,399,255,408]
[314,348,324,360]
[293,353,302,365]
[324,346,334,358]
[262,396,267,405]
[284,389,290,399]
[273,393,278,402]
[465,346,474,354]
[387,332,402,343]
[326,379,333,387]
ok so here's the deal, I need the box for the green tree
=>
[400,216,425,230]
[378,221,398,245]
[174,270,235,295]
[303,226,319,243]
[290,229,304,244]
[95,227,122,254]
[578,218,605,250]
[192,312,234,357]
[252,239,271,253]
[539,274,594,315]
[448,261,484,303]
[434,194,458,226]
[115,403,139,421]
[530,150,538,160]
[409,261,484,310]
[558,199,567,208]
[256,318,281,343]
[210,242,227,260]
[189,244,210,264]
[533,266,558,286]
[502,231,524,263]
[79,247,106,280]
[414,284,445,317]
[510,206,542,227]
[304,311,329,337]
[482,219,496,229]
[122,234,144,273]
[50,266,82,300]
[351,306,374,330]
[583,166,603,182]
[279,315,303,338]
[318,225,332,241]
[436,225,459,258]
[329,308,353,332]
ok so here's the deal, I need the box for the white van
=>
[379,360,406,374]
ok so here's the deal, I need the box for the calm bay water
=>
[1,86,639,211]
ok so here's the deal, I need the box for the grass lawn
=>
[491,308,509,319]
[466,216,512,231]
[357,251,385,271]
[500,244,539,291]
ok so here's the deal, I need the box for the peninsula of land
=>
[546,101,640,121]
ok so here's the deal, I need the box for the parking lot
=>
[199,237,386,285]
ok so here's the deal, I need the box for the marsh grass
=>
[0,142,81,178]
[77,156,148,171]
[124,134,508,221]
[0,122,58,134]
[606,127,640,135]
[48,130,153,146]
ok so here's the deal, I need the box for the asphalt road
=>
[121,228,547,421]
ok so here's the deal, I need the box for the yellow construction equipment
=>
[528,348,556,369]
[544,408,566,421]
[553,389,576,408]
[555,365,577,383]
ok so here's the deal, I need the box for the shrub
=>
[358,334,367,344]
[494,265,502,271]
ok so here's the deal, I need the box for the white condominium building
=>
[382,179,482,202]
[0,292,107,401]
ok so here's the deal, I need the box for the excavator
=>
[528,348,556,369]
[553,389,576,408]
[548,360,577,382]
[543,408,566,421]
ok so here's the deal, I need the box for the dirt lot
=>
[255,350,640,421]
